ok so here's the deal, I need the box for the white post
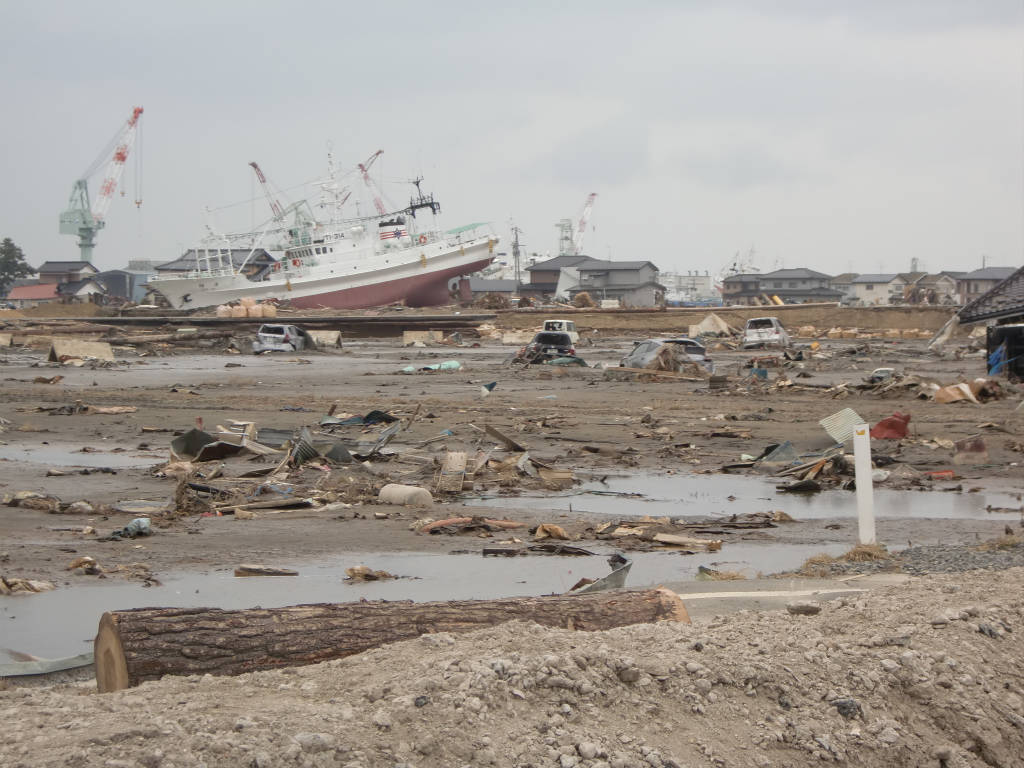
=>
[852,423,876,545]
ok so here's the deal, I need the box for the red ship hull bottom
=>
[287,258,494,310]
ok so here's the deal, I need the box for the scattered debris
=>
[344,565,399,582]
[568,554,632,593]
[533,523,570,541]
[0,576,57,595]
[400,360,462,373]
[48,339,114,363]
[378,484,433,506]
[234,564,299,577]
[953,435,988,465]
[870,412,911,440]
[819,408,864,444]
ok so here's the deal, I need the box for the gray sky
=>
[2,0,1022,277]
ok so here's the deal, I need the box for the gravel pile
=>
[898,540,1024,575]
[3,569,1024,767]
[787,539,1024,578]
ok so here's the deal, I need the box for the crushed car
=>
[741,317,791,349]
[516,331,576,363]
[252,324,314,354]
[620,338,712,372]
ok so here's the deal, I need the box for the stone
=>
[559,754,580,768]
[294,733,333,753]
[877,726,900,744]
[578,742,599,760]
[786,601,822,616]
[617,667,641,683]
[831,698,862,720]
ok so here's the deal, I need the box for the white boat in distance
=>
[151,170,497,310]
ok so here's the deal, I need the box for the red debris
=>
[870,412,911,440]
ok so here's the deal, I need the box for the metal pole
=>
[852,423,876,545]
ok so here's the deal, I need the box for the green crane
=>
[59,106,143,262]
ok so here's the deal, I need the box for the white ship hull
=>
[151,234,496,310]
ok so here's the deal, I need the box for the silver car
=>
[252,324,311,354]
[741,317,791,349]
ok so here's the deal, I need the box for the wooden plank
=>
[485,425,526,452]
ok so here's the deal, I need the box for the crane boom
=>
[248,162,286,220]
[571,192,597,255]
[357,150,388,216]
[59,105,144,262]
[93,107,143,222]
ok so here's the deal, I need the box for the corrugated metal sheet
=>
[818,408,865,444]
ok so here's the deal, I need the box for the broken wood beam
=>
[94,588,689,692]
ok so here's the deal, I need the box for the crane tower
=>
[556,192,597,257]
[59,106,144,262]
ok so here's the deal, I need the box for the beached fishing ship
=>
[150,159,497,310]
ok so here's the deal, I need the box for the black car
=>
[520,331,575,362]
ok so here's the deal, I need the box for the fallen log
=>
[94,588,689,692]
[103,330,235,345]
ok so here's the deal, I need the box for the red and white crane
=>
[59,106,144,261]
[357,149,388,216]
[93,106,144,222]
[248,161,286,221]
[571,192,597,256]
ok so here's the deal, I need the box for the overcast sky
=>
[1,1,1021,277]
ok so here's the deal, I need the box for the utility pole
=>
[511,225,523,285]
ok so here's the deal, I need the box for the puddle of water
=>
[472,472,1022,520]
[0,543,845,660]
[0,443,163,468]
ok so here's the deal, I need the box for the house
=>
[756,268,842,304]
[958,265,1024,325]
[96,269,155,303]
[829,273,858,304]
[660,271,718,303]
[722,269,841,305]
[5,271,106,308]
[850,274,904,305]
[155,249,277,279]
[721,273,764,305]
[521,255,590,299]
[36,261,99,285]
[464,278,520,300]
[956,267,1019,305]
[907,273,959,305]
[5,282,60,308]
[567,260,664,307]
[56,278,106,303]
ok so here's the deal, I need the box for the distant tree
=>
[0,238,36,296]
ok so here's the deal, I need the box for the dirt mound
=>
[4,568,1023,767]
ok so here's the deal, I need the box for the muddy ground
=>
[4,567,1024,768]
[1,329,1021,592]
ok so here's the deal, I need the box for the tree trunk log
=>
[103,330,234,344]
[95,588,689,692]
